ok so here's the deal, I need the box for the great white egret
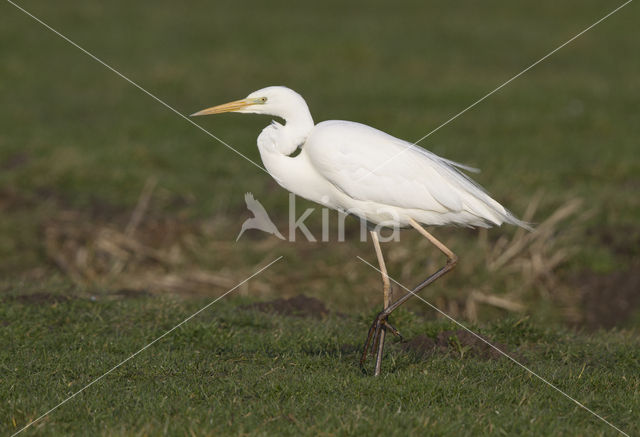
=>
[192,86,529,376]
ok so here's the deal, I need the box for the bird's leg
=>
[359,231,396,376]
[408,218,457,262]
[360,309,405,374]
[360,219,458,375]
[373,231,393,376]
[377,218,458,327]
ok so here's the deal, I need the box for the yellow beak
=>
[190,98,258,116]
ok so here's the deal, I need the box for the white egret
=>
[192,86,530,375]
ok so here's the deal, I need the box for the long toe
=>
[382,319,403,341]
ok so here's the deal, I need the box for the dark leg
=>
[369,231,391,376]
[360,219,458,374]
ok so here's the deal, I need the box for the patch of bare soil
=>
[0,187,33,211]
[565,225,640,328]
[592,224,640,258]
[113,288,152,299]
[242,295,332,319]
[572,263,640,329]
[402,329,507,360]
[1,152,30,171]
[7,292,70,305]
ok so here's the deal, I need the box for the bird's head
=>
[191,86,310,120]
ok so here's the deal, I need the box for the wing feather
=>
[305,120,497,214]
[303,120,531,229]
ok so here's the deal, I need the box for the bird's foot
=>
[382,319,403,341]
[359,311,402,373]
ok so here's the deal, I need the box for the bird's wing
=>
[305,120,506,218]
[245,192,269,217]
[244,192,256,205]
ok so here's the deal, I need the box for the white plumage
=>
[192,85,530,376]
[305,120,528,228]
[193,85,528,231]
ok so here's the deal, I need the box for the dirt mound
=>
[243,295,331,319]
[574,263,640,329]
[402,329,506,360]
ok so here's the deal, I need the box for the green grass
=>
[0,0,638,322]
[2,287,638,436]
[1,0,639,435]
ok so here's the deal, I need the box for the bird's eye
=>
[260,97,268,103]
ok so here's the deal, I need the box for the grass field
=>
[3,291,639,436]
[1,0,639,435]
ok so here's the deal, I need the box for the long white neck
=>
[256,118,330,203]
[284,108,315,152]
[245,86,317,189]
[260,105,314,155]
[257,115,318,203]
[256,118,312,182]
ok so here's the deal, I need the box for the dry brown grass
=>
[42,179,591,323]
[385,193,592,322]
[43,178,236,296]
